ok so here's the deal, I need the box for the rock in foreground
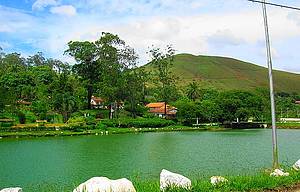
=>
[293,159,300,171]
[73,177,136,192]
[270,169,289,177]
[160,169,191,191]
[0,188,22,192]
[210,176,228,185]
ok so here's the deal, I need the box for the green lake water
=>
[1,129,300,191]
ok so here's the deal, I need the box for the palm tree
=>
[186,81,200,101]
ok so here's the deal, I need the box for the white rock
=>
[210,176,228,185]
[293,159,300,171]
[73,177,136,192]
[270,169,289,177]
[0,188,22,192]
[160,169,191,191]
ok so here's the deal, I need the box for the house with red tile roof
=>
[146,102,177,118]
[91,96,105,109]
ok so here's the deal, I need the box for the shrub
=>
[96,123,107,130]
[23,110,37,123]
[67,116,86,125]
[101,118,176,128]
[17,111,26,124]
[86,116,96,125]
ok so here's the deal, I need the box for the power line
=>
[247,0,300,11]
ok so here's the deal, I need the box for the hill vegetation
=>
[145,54,300,93]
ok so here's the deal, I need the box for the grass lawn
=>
[134,169,300,192]
[33,170,300,191]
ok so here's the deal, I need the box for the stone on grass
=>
[0,188,22,192]
[210,176,228,186]
[73,177,136,192]
[160,169,191,191]
[270,169,289,177]
[293,159,300,171]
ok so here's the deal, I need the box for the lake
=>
[1,129,300,191]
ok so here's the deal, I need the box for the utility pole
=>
[261,0,279,169]
[248,0,300,169]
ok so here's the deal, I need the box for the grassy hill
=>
[144,54,300,93]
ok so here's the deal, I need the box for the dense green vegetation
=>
[0,33,300,131]
[145,54,300,93]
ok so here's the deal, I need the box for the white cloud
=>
[0,6,36,33]
[0,41,12,49]
[32,0,58,10]
[207,29,245,47]
[50,5,77,16]
[2,1,300,72]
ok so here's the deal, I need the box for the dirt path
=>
[265,183,300,192]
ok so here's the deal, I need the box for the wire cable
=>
[247,0,300,11]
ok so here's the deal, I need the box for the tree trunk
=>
[109,103,113,119]
[164,101,167,118]
[87,84,93,110]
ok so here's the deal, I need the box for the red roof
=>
[146,102,177,115]
[146,102,165,108]
[91,96,104,105]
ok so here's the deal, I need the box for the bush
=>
[101,118,176,128]
[67,116,86,125]
[96,123,107,130]
[17,111,26,124]
[86,116,96,125]
[23,110,37,123]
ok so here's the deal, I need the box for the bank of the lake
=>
[0,125,226,138]
[2,122,300,138]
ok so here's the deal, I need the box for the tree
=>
[94,33,138,118]
[186,81,200,101]
[66,32,137,113]
[26,52,46,66]
[174,98,197,125]
[65,40,99,109]
[199,99,221,123]
[149,45,177,117]
[52,64,78,122]
[123,68,147,118]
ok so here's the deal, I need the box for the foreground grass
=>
[18,170,300,192]
[134,170,300,192]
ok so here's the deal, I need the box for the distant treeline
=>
[0,32,299,125]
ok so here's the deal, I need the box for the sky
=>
[0,0,300,73]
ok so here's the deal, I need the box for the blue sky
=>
[0,0,300,73]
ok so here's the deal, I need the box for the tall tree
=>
[52,65,78,122]
[149,45,177,117]
[94,33,138,118]
[66,32,137,112]
[123,68,147,118]
[65,41,98,109]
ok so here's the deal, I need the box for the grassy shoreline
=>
[134,170,300,192]
[20,170,300,192]
[0,125,229,138]
[1,122,300,138]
